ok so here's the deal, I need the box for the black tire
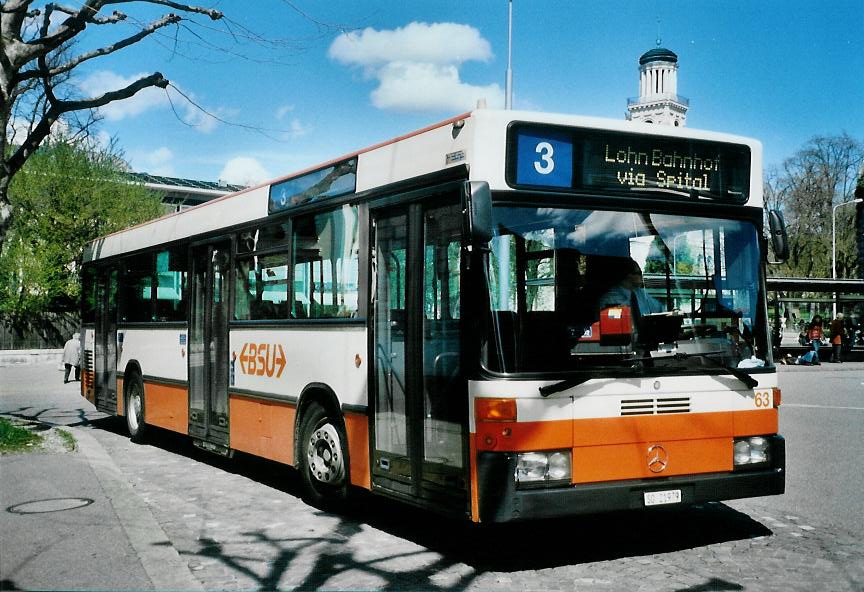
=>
[298,401,350,509]
[125,373,148,443]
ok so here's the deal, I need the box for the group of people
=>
[798,313,849,364]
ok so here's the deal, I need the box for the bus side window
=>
[292,206,360,319]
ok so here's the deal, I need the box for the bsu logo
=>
[237,343,286,378]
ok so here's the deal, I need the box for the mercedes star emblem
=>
[647,444,669,473]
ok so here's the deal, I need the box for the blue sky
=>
[53,0,864,185]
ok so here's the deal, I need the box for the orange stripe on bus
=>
[474,409,778,452]
[229,395,296,465]
[228,395,372,490]
[82,370,96,404]
[732,409,778,437]
[572,437,732,483]
[116,378,124,416]
[143,381,188,434]
[344,413,371,490]
[469,438,480,523]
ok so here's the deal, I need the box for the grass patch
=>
[0,417,44,454]
[56,428,77,452]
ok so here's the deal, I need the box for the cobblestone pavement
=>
[3,363,862,591]
[86,420,863,592]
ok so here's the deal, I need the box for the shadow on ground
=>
[80,421,773,577]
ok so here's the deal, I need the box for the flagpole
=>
[505,0,513,110]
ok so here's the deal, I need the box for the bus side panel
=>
[229,394,296,465]
[230,327,366,409]
[144,381,189,434]
[230,327,370,489]
[117,328,189,386]
[115,327,188,421]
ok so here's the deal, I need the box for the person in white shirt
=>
[62,333,81,383]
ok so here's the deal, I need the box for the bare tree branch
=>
[18,0,220,67]
[17,12,179,82]
[47,4,127,24]
[105,0,221,21]
[7,72,168,177]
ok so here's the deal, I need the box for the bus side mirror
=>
[464,181,493,245]
[767,210,789,264]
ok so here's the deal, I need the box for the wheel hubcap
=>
[307,423,345,484]
[128,389,142,431]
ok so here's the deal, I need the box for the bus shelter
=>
[767,277,864,360]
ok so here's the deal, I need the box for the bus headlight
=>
[515,450,572,486]
[733,436,771,468]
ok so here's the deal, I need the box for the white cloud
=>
[274,106,310,140]
[6,115,70,144]
[286,118,310,140]
[181,104,221,133]
[329,22,492,67]
[276,104,294,120]
[142,147,175,176]
[372,62,503,112]
[329,22,502,113]
[219,157,270,187]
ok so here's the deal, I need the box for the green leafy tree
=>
[764,133,864,278]
[0,138,163,343]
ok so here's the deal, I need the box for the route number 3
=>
[534,141,555,175]
[754,390,771,408]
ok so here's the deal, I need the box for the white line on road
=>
[783,403,864,411]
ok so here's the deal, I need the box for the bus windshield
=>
[483,205,769,375]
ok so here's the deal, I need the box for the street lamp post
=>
[831,198,863,317]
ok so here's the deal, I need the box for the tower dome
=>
[639,47,678,65]
[627,43,688,126]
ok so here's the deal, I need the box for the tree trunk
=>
[0,172,11,254]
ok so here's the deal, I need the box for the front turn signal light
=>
[475,397,517,422]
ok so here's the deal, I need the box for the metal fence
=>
[0,314,79,350]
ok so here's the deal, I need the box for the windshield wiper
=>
[538,363,644,397]
[657,351,758,389]
[539,375,592,397]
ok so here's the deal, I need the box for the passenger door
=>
[94,266,118,413]
[370,196,468,511]
[188,240,231,446]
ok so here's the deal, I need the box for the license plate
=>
[644,489,682,506]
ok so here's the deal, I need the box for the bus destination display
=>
[508,123,751,202]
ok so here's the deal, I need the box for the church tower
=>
[627,43,688,127]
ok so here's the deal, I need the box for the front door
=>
[188,240,231,446]
[94,267,118,413]
[371,197,468,510]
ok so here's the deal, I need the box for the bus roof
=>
[84,109,763,263]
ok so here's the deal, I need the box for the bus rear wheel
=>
[298,401,349,509]
[125,374,148,443]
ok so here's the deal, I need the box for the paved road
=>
[1,362,862,591]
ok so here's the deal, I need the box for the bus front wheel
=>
[125,374,148,443]
[298,401,349,509]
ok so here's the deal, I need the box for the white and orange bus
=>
[81,109,786,521]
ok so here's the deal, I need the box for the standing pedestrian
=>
[807,315,824,365]
[829,313,846,363]
[62,333,81,383]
